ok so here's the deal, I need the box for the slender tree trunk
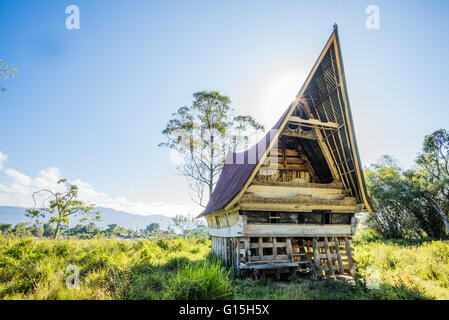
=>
[209,134,214,200]
[53,220,61,239]
[434,203,449,235]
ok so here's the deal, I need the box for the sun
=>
[256,71,307,129]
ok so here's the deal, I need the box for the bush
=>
[167,260,234,300]
[156,239,169,250]
[353,228,381,245]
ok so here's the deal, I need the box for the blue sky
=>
[1,0,448,216]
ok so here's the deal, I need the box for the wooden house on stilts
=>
[198,25,372,279]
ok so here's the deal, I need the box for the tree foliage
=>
[170,214,203,237]
[25,179,101,239]
[414,129,449,232]
[159,91,264,206]
[145,222,160,234]
[364,156,418,239]
[365,129,449,239]
[0,59,19,93]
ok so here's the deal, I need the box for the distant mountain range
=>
[0,206,173,230]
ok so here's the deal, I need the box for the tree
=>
[43,223,55,238]
[171,214,198,237]
[414,129,449,233]
[145,222,160,234]
[105,224,118,236]
[25,179,101,239]
[0,223,13,235]
[0,59,19,93]
[365,153,447,239]
[13,222,31,237]
[159,91,264,207]
[364,155,420,239]
[27,223,44,237]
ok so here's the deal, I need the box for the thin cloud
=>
[0,151,7,170]
[0,152,200,218]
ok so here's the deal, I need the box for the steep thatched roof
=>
[199,25,372,218]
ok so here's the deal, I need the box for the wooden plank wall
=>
[211,236,240,271]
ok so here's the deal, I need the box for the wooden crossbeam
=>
[288,116,339,130]
[281,126,318,140]
[310,83,340,109]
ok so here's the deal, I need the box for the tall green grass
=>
[0,236,212,299]
[354,240,449,299]
[0,234,448,300]
[167,257,233,299]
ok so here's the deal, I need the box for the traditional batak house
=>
[198,25,372,279]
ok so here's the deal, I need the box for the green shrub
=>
[163,256,190,271]
[353,227,381,245]
[129,272,166,299]
[156,239,168,250]
[167,260,234,300]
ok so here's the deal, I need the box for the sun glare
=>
[256,72,306,129]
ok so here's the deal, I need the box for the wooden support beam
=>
[244,238,251,263]
[344,237,355,275]
[301,99,341,182]
[289,116,339,130]
[286,238,293,262]
[311,83,341,109]
[323,237,335,276]
[333,237,344,275]
[312,238,321,273]
[243,224,353,238]
[281,126,318,140]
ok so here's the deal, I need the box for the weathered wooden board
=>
[244,224,351,237]
[244,184,345,200]
[239,201,356,213]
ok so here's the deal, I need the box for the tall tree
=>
[364,155,420,239]
[159,91,264,206]
[105,224,119,235]
[146,222,160,234]
[414,129,449,233]
[0,59,19,93]
[171,214,198,237]
[26,179,101,239]
[365,154,447,239]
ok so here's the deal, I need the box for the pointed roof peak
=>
[198,26,372,218]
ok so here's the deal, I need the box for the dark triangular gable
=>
[199,25,372,218]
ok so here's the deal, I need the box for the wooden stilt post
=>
[334,237,344,275]
[286,238,293,262]
[323,237,334,276]
[344,237,355,275]
[312,238,321,274]
[245,238,250,263]
[273,237,278,260]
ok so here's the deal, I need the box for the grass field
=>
[0,235,448,300]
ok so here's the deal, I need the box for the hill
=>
[0,206,172,230]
